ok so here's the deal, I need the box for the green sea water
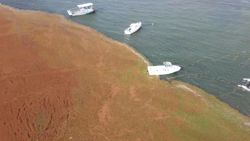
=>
[1,0,250,116]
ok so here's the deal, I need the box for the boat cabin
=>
[77,3,94,9]
[242,80,250,88]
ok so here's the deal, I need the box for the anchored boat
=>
[147,62,181,76]
[67,3,95,16]
[238,78,250,92]
[124,22,142,35]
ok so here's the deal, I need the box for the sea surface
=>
[1,0,250,116]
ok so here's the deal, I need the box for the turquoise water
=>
[1,0,250,116]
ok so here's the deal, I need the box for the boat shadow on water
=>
[160,72,182,83]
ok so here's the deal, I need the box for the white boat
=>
[238,78,250,92]
[124,22,142,35]
[67,3,95,16]
[147,61,181,76]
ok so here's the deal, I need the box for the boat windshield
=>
[241,80,250,88]
[247,82,250,88]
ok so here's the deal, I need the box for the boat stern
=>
[67,10,72,16]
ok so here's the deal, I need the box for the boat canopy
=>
[77,3,93,8]
[163,61,172,66]
[243,78,250,81]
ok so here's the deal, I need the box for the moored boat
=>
[67,3,95,16]
[238,78,250,92]
[124,22,142,35]
[147,61,181,76]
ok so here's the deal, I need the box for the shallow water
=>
[1,0,250,116]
